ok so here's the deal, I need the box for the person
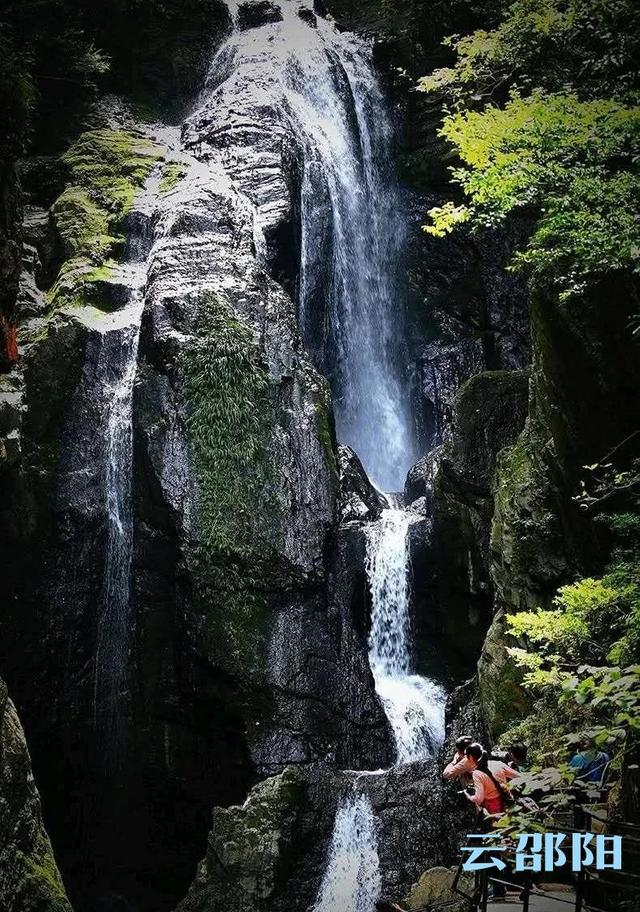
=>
[443,735,474,781]
[463,744,522,900]
[507,742,528,772]
[569,737,610,784]
[463,743,520,815]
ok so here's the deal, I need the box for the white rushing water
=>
[314,793,382,912]
[93,168,160,759]
[201,4,442,905]
[366,509,446,765]
[93,294,144,756]
[203,0,416,491]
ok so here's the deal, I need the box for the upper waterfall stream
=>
[202,0,417,491]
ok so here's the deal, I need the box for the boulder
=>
[404,446,442,509]
[404,865,473,912]
[176,768,308,912]
[338,444,387,522]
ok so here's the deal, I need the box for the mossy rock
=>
[178,768,305,912]
[477,611,529,739]
[48,128,163,310]
[404,865,473,912]
[159,161,188,195]
[491,421,572,614]
[184,291,286,686]
[0,681,72,912]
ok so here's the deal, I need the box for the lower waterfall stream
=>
[314,508,446,912]
[366,508,446,765]
[313,793,382,912]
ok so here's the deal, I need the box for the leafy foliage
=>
[425,92,640,298]
[419,0,640,299]
[419,0,640,106]
[508,562,640,677]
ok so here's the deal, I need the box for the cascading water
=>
[203,5,441,906]
[92,170,159,761]
[201,1,417,491]
[294,24,416,493]
[366,508,446,765]
[313,792,382,912]
[92,294,144,758]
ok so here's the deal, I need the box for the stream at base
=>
[313,793,382,912]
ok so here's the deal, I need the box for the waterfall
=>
[92,171,159,760]
[92,295,144,757]
[199,1,417,491]
[293,17,416,493]
[366,509,445,764]
[314,793,382,912]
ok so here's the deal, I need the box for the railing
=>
[395,811,640,912]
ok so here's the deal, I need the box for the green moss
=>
[159,161,188,194]
[48,128,163,309]
[183,292,284,681]
[314,383,338,479]
[490,659,528,735]
[184,291,281,558]
[7,848,72,912]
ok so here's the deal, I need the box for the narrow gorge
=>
[1,1,638,911]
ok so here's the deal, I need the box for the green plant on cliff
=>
[499,554,640,782]
[184,292,280,558]
[509,563,640,679]
[419,0,640,300]
[49,129,162,308]
[183,292,283,675]
[420,0,640,106]
[424,93,640,299]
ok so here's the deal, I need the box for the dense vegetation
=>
[0,0,225,164]
[421,0,640,826]
[421,0,640,299]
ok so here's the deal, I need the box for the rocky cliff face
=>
[0,57,389,912]
[480,277,640,736]
[9,2,633,911]
[0,679,72,912]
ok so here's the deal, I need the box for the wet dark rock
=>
[407,206,531,449]
[338,444,387,522]
[177,759,461,912]
[404,445,442,509]
[0,678,72,912]
[442,677,486,760]
[420,371,529,672]
[419,339,486,445]
[237,1,283,30]
[298,6,317,26]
